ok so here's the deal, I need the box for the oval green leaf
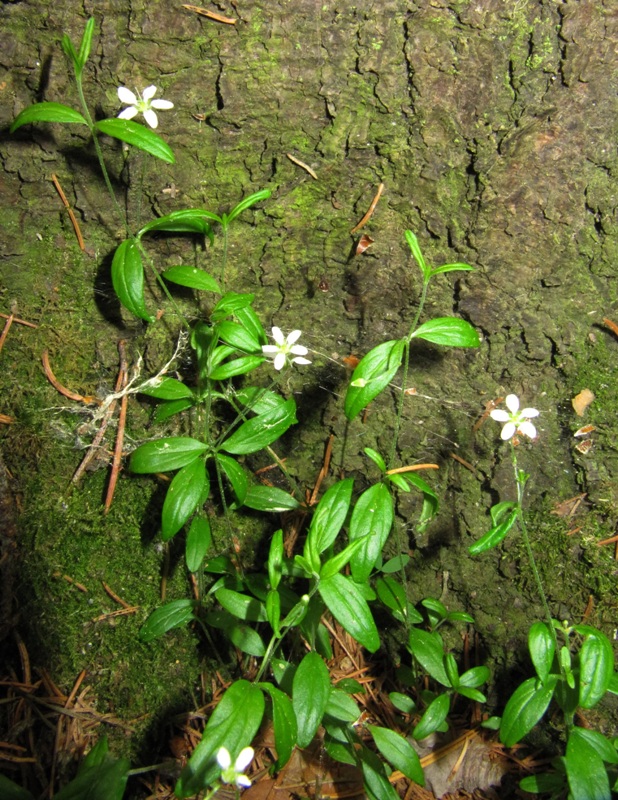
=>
[411,317,480,348]
[578,632,614,709]
[186,515,212,573]
[349,482,393,582]
[220,398,297,455]
[344,339,405,421]
[293,652,331,748]
[412,693,450,740]
[130,437,208,473]
[242,485,300,512]
[94,118,175,163]
[499,676,556,747]
[138,209,218,237]
[11,102,88,132]
[161,458,207,541]
[162,265,220,292]
[319,573,379,653]
[140,377,194,401]
[139,599,196,642]
[368,725,424,785]
[111,239,153,322]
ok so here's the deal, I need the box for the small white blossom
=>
[490,394,539,441]
[216,746,254,788]
[262,327,311,371]
[117,85,173,129]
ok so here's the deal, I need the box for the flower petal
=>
[142,85,157,100]
[518,421,537,439]
[273,352,286,371]
[236,775,252,788]
[505,394,520,413]
[500,422,516,440]
[118,86,137,104]
[151,99,174,109]
[262,345,279,355]
[290,344,308,356]
[216,747,231,770]
[521,407,539,418]
[286,329,302,345]
[271,327,285,345]
[490,409,510,422]
[143,109,159,128]
[234,747,254,772]
[292,357,312,365]
[118,107,138,120]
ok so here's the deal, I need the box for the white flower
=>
[117,85,173,129]
[262,327,311,371]
[490,394,539,441]
[216,746,254,788]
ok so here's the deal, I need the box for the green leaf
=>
[319,573,380,653]
[306,478,354,556]
[430,262,475,276]
[161,458,207,541]
[153,398,194,423]
[412,693,450,740]
[0,775,35,800]
[209,354,264,380]
[411,317,480,348]
[359,746,401,800]
[140,377,194,400]
[293,652,331,748]
[578,631,614,708]
[408,628,450,687]
[139,209,218,238]
[206,610,266,656]
[490,500,517,526]
[468,508,518,555]
[320,536,370,581]
[381,554,410,573]
[235,387,285,415]
[268,529,284,591]
[162,265,220,292]
[215,587,267,622]
[220,398,297,455]
[216,454,248,504]
[95,118,175,163]
[260,684,297,768]
[76,18,96,72]
[186,515,212,572]
[242,485,300,512]
[139,599,196,642]
[405,230,430,281]
[130,437,208,473]
[234,305,267,347]
[325,688,361,722]
[111,239,153,322]
[500,676,556,747]
[11,102,88,132]
[175,680,264,797]
[368,725,424,785]
[459,665,490,689]
[566,727,613,800]
[389,692,415,714]
[398,472,439,530]
[528,622,555,684]
[226,189,272,224]
[349,482,393,582]
[376,576,423,624]
[211,291,254,319]
[363,446,386,473]
[217,320,261,353]
[345,339,405,421]
[519,771,568,794]
[53,744,130,800]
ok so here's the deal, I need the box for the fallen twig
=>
[182,4,236,24]
[42,350,98,404]
[51,174,85,251]
[104,340,128,513]
[286,152,318,180]
[350,182,384,234]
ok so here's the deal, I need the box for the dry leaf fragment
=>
[574,424,596,437]
[572,388,594,416]
[355,234,374,255]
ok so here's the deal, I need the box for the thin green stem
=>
[510,444,559,654]
[387,277,430,470]
[221,223,229,287]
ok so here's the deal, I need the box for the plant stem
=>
[387,276,430,470]
[510,444,559,652]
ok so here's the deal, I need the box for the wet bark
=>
[1,0,617,769]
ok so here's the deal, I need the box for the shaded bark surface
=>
[1,0,617,784]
